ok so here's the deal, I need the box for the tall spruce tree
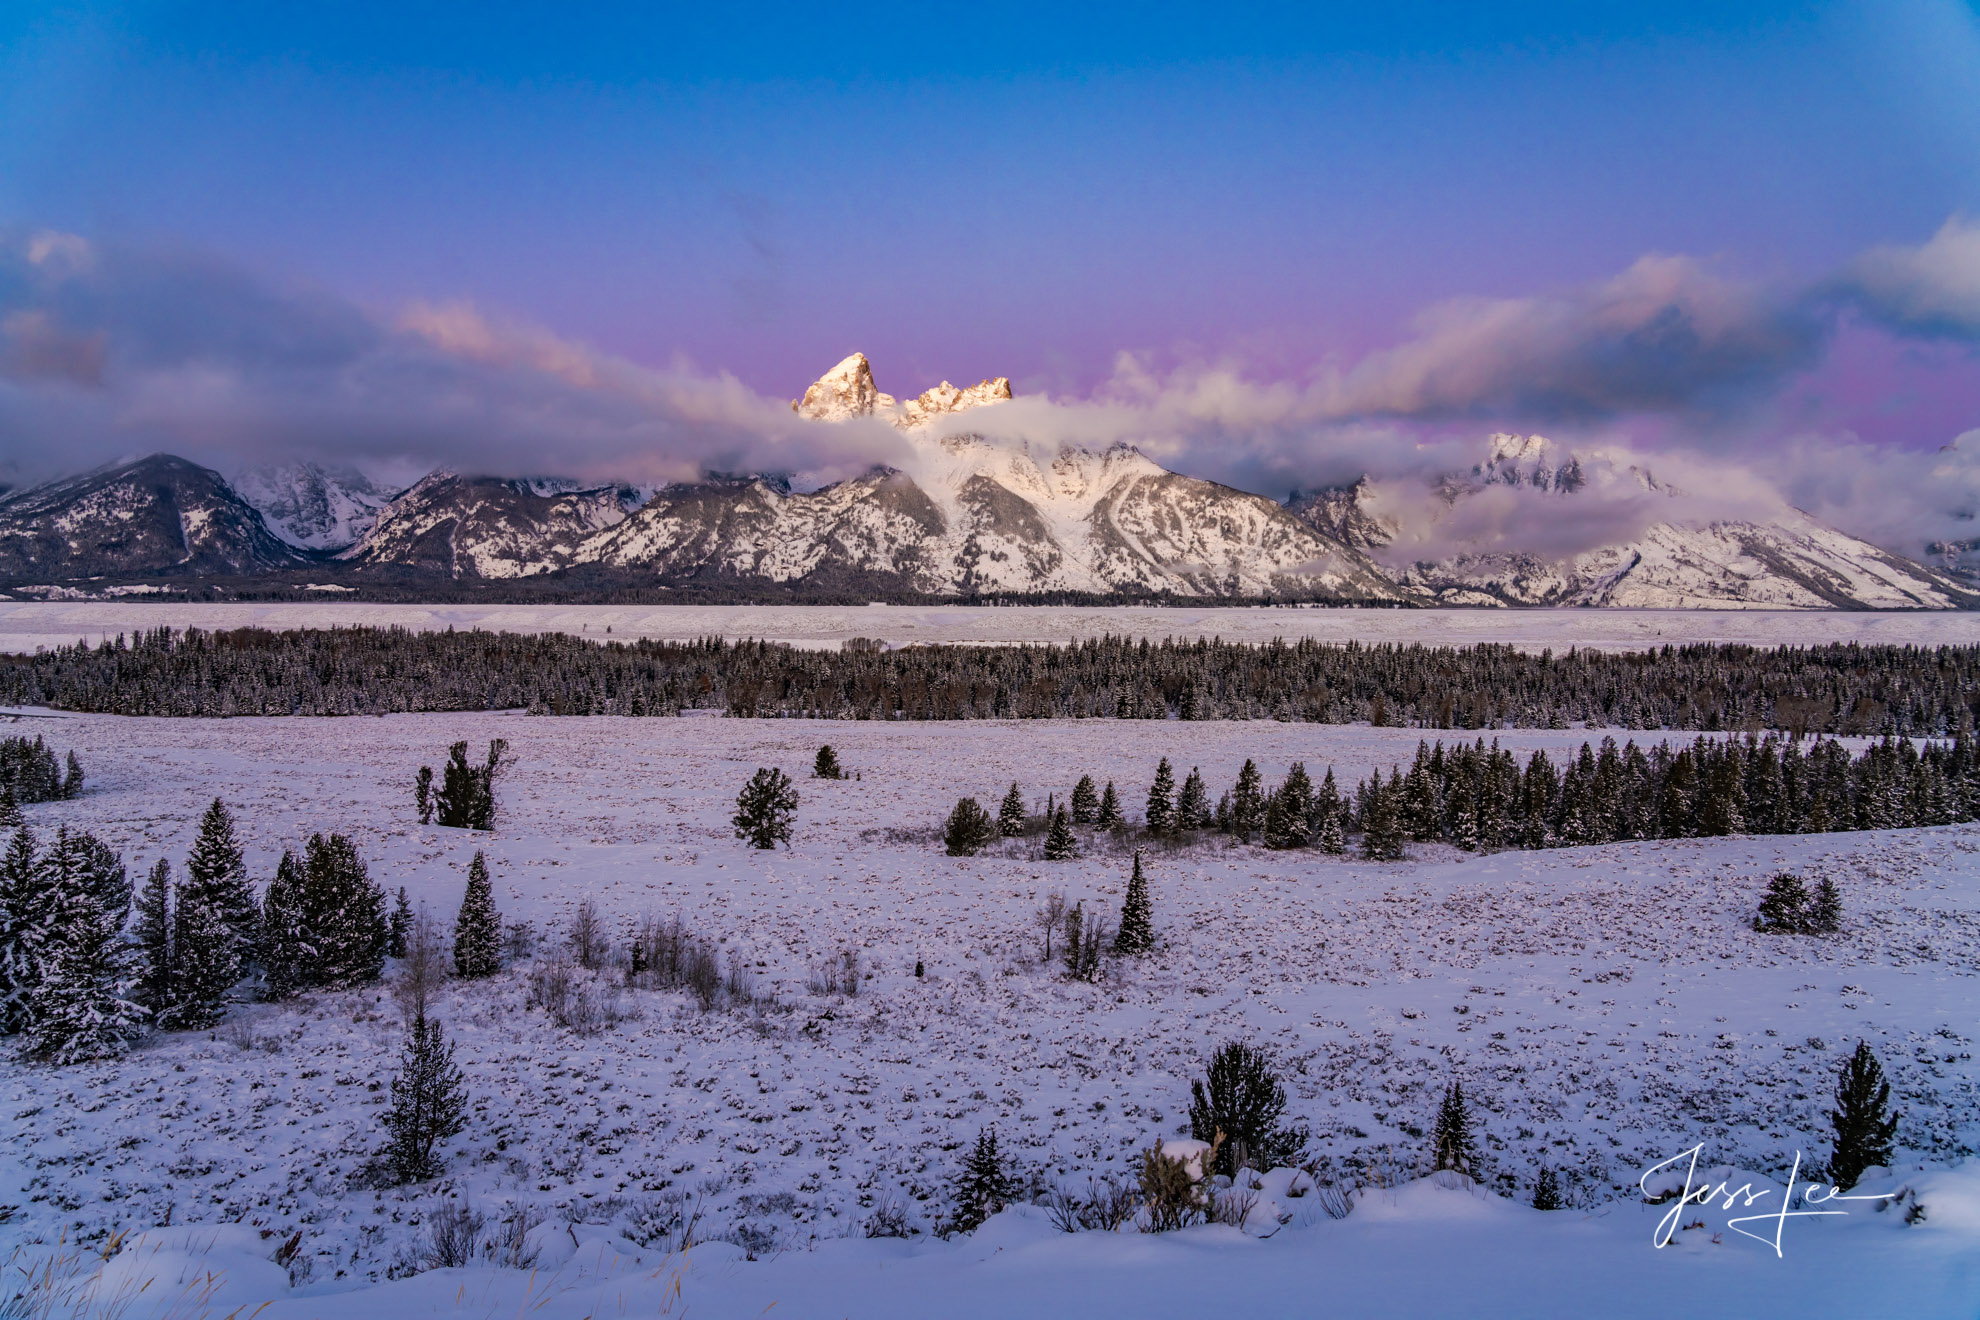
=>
[131,858,174,1017]
[1145,758,1176,836]
[453,851,502,979]
[1070,775,1099,825]
[1264,763,1315,850]
[1230,759,1266,841]
[381,1009,470,1183]
[258,849,311,1001]
[998,783,1027,837]
[1431,1081,1477,1176]
[1175,768,1210,832]
[185,799,257,948]
[1043,807,1079,860]
[0,783,19,829]
[943,798,996,856]
[22,863,141,1066]
[0,825,50,1034]
[164,881,237,1030]
[1096,781,1124,829]
[1360,779,1405,861]
[1113,851,1154,954]
[299,833,388,989]
[1827,1041,1899,1191]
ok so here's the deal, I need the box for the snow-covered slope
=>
[343,472,647,579]
[1292,435,1979,610]
[231,462,394,551]
[0,454,305,579]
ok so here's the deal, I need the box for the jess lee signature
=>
[1640,1144,1894,1256]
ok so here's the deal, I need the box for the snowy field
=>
[4,600,1980,654]
[4,709,1980,1317]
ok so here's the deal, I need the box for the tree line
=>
[6,627,1980,734]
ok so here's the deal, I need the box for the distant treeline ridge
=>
[3,626,1978,734]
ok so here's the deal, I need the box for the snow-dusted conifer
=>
[1043,807,1078,860]
[1230,759,1265,841]
[1827,1041,1898,1191]
[1176,768,1209,832]
[1113,851,1153,955]
[382,1009,469,1183]
[998,783,1027,837]
[258,849,311,1001]
[453,851,502,979]
[949,1127,1018,1235]
[131,858,174,1016]
[733,767,799,849]
[1096,781,1123,829]
[944,798,996,856]
[1145,758,1176,836]
[1431,1081,1476,1175]
[0,826,50,1035]
[165,882,237,1029]
[0,783,19,829]
[1070,775,1099,825]
[24,853,141,1064]
[186,799,256,948]
[812,745,844,779]
[388,887,412,960]
[300,833,388,988]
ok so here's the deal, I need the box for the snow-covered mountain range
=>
[0,355,1971,607]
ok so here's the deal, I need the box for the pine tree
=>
[0,783,19,829]
[299,833,388,989]
[1175,768,1210,832]
[0,825,50,1034]
[1532,1167,1562,1210]
[1361,779,1404,861]
[259,849,312,1002]
[1113,851,1154,954]
[1754,871,1812,934]
[1317,809,1346,855]
[1145,758,1176,836]
[1264,763,1315,850]
[732,767,799,849]
[813,745,844,779]
[1062,902,1106,982]
[185,799,257,949]
[998,782,1027,837]
[453,851,502,979]
[131,858,174,1017]
[435,740,507,830]
[381,1009,470,1183]
[1070,775,1099,825]
[1188,1041,1303,1176]
[388,887,413,959]
[1231,759,1265,841]
[949,1127,1018,1234]
[60,751,83,800]
[1808,878,1844,935]
[414,764,434,825]
[164,882,238,1030]
[1827,1041,1898,1191]
[22,864,141,1066]
[1431,1081,1477,1176]
[1096,781,1124,829]
[1043,807,1079,860]
[943,798,997,856]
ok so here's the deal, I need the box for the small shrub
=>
[423,1203,486,1269]
[863,1195,914,1238]
[1138,1142,1207,1232]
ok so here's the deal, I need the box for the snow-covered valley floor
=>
[4,710,1979,1317]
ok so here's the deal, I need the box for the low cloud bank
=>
[1,222,1976,567]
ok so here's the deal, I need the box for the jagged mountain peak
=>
[793,354,1013,429]
[792,352,896,421]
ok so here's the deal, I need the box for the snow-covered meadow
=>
[5,708,1980,1317]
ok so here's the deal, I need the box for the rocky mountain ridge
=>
[0,358,1971,608]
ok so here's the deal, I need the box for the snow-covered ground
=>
[2,601,1980,654]
[4,709,1979,1317]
